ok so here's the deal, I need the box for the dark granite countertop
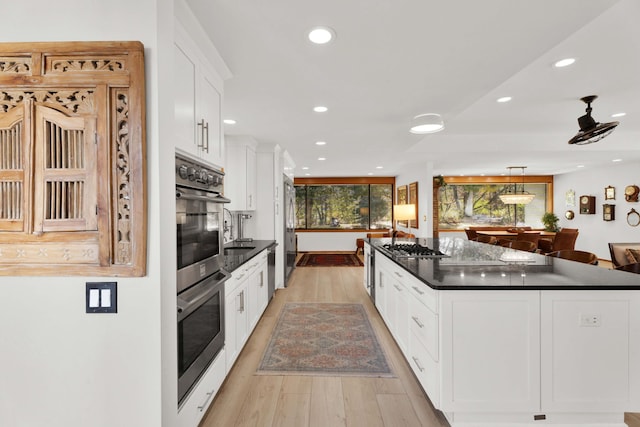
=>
[223,240,276,273]
[369,237,640,290]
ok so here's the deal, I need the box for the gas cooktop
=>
[381,242,449,258]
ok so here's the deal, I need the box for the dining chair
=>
[615,262,640,274]
[464,228,478,240]
[538,228,579,254]
[608,242,640,268]
[505,240,538,252]
[516,231,540,246]
[547,250,598,265]
[475,235,497,244]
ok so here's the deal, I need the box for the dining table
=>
[476,230,556,242]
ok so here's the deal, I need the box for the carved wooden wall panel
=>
[0,42,146,276]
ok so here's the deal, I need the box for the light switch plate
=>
[86,282,117,313]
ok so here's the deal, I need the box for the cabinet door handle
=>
[197,119,205,149]
[394,271,403,278]
[239,290,245,312]
[260,271,264,287]
[412,286,425,295]
[412,356,425,372]
[197,390,215,411]
[412,316,424,328]
[393,284,402,291]
[203,121,209,153]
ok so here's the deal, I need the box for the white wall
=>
[553,160,640,260]
[0,1,172,426]
[395,161,435,238]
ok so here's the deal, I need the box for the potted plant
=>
[541,212,559,232]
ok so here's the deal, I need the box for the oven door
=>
[176,187,230,293]
[177,269,229,405]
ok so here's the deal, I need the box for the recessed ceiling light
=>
[223,119,236,125]
[308,26,335,44]
[302,166,309,170]
[612,158,623,162]
[313,106,328,113]
[376,166,383,169]
[305,173,311,176]
[496,96,512,103]
[554,58,576,68]
[318,157,326,161]
[367,172,373,176]
[611,112,626,118]
[315,141,326,146]
[577,165,585,168]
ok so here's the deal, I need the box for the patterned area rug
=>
[296,253,364,267]
[257,303,393,377]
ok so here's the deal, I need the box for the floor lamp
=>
[393,204,416,238]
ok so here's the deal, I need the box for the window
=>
[437,176,553,231]
[294,178,394,231]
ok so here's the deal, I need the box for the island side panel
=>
[541,290,640,413]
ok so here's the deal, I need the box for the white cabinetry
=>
[225,249,269,371]
[225,272,248,370]
[177,348,226,427]
[369,248,640,426]
[174,23,224,167]
[225,137,257,211]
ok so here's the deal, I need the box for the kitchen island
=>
[367,237,640,427]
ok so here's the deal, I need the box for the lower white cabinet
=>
[177,348,226,427]
[225,249,269,371]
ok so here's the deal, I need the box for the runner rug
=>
[257,303,393,377]
[296,253,364,267]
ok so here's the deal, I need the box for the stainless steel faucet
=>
[236,213,253,242]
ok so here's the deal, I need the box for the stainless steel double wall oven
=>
[175,153,230,405]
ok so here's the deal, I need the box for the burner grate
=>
[382,243,448,258]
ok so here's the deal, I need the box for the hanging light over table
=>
[499,166,535,205]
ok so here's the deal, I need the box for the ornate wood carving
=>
[113,89,131,265]
[0,89,95,114]
[0,57,31,74]
[49,57,126,73]
[0,41,146,276]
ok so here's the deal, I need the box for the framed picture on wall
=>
[408,182,419,229]
[397,185,408,227]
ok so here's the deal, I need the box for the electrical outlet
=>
[579,313,601,327]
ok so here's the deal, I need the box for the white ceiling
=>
[186,0,640,177]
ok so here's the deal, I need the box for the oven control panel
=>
[176,153,224,192]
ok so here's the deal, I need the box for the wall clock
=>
[605,186,615,200]
[627,208,640,227]
[579,195,596,214]
[625,185,639,202]
[603,204,615,221]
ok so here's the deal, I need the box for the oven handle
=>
[177,270,231,320]
[176,191,231,204]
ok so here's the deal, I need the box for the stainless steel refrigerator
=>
[283,175,296,286]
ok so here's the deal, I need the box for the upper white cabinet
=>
[226,136,257,211]
[174,23,224,167]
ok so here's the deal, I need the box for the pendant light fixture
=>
[568,95,619,145]
[499,166,535,205]
[409,113,444,134]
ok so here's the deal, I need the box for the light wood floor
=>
[201,263,639,427]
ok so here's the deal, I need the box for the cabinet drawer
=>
[177,348,226,427]
[409,332,440,408]
[405,274,438,314]
[409,297,439,362]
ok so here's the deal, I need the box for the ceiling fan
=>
[568,95,619,145]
